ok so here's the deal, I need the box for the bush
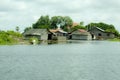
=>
[29,37,39,44]
[0,30,22,45]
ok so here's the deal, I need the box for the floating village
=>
[23,23,115,44]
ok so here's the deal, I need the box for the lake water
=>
[0,41,120,80]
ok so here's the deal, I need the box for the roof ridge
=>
[95,27,105,32]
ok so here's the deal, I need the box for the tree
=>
[16,26,19,32]
[24,27,32,32]
[32,15,73,31]
[50,16,62,29]
[32,15,50,29]
[80,21,84,26]
[63,16,73,30]
[50,16,73,31]
[71,22,86,31]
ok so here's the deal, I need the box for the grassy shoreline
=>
[108,38,120,42]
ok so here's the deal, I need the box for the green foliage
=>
[16,26,19,32]
[108,38,120,42]
[7,30,22,37]
[71,25,86,31]
[29,37,39,44]
[86,22,115,30]
[50,16,63,29]
[32,15,73,31]
[24,27,32,32]
[50,16,73,31]
[0,31,12,44]
[33,15,50,29]
[63,16,73,27]
[105,29,119,37]
[80,21,84,26]
[71,21,86,31]
[0,30,22,45]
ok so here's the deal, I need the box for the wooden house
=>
[88,27,115,40]
[49,29,67,41]
[69,29,92,40]
[23,29,49,41]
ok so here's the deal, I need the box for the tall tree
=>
[63,16,73,29]
[80,21,84,26]
[16,26,19,32]
[24,27,32,32]
[50,16,73,31]
[32,15,50,29]
[50,16,62,29]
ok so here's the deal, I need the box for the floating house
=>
[69,29,92,40]
[23,29,49,41]
[88,27,115,40]
[49,28,67,41]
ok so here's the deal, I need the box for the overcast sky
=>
[0,0,120,32]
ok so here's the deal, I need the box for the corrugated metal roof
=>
[72,29,90,35]
[23,29,47,36]
[49,29,67,33]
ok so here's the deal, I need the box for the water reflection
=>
[40,40,95,45]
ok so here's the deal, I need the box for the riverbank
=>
[1,38,120,45]
[108,38,120,42]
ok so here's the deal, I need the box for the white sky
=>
[0,0,120,32]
